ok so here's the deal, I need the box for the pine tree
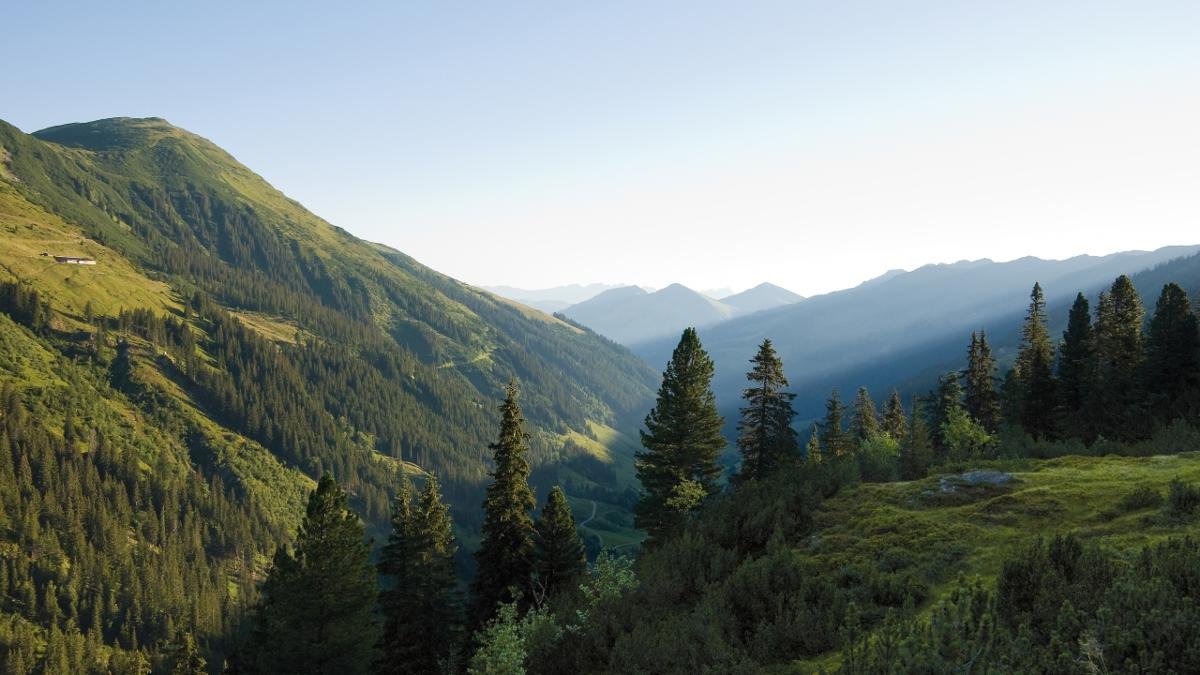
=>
[964,331,1001,432]
[1143,283,1200,425]
[1015,283,1057,439]
[805,425,822,464]
[378,473,460,674]
[248,474,379,675]
[1092,276,1146,440]
[882,389,908,440]
[900,400,933,480]
[735,339,798,483]
[635,328,726,542]
[820,389,852,458]
[851,386,880,442]
[470,382,537,629]
[1056,293,1095,439]
[929,373,964,463]
[532,486,587,601]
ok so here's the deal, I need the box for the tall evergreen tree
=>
[378,473,460,675]
[1143,283,1200,425]
[1056,293,1095,439]
[900,400,933,480]
[378,476,417,670]
[805,425,822,464]
[735,339,798,483]
[1092,276,1146,440]
[850,386,880,442]
[247,474,379,675]
[964,331,1001,432]
[532,486,587,601]
[470,382,537,629]
[882,389,908,440]
[820,388,852,458]
[636,328,726,542]
[928,373,964,463]
[1015,283,1057,439]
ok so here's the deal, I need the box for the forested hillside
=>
[0,117,655,671]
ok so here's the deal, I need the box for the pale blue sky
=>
[6,2,1200,295]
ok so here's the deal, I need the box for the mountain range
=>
[633,247,1200,424]
[559,281,804,345]
[481,282,625,313]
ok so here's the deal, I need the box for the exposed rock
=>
[939,470,1014,493]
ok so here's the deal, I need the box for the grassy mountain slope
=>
[0,115,657,532]
[788,451,1200,672]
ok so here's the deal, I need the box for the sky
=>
[5,1,1200,296]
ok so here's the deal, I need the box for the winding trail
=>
[579,499,598,528]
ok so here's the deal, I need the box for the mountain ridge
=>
[0,116,658,538]
[632,246,1200,424]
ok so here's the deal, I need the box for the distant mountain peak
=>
[721,282,804,314]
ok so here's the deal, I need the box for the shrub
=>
[858,433,900,483]
[1166,479,1200,519]
[1118,484,1163,512]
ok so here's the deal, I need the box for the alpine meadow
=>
[5,3,1200,674]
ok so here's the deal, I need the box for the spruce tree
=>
[805,425,822,464]
[1056,293,1095,439]
[820,388,852,458]
[470,382,537,629]
[1143,283,1200,425]
[378,473,460,675]
[900,401,933,480]
[1015,283,1057,439]
[964,331,1001,432]
[735,339,798,483]
[882,389,908,440]
[636,328,726,542]
[929,373,964,463]
[1092,276,1146,440]
[850,386,880,442]
[248,474,379,675]
[532,486,587,601]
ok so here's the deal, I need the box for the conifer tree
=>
[470,382,537,629]
[850,386,880,442]
[882,389,908,440]
[928,373,964,462]
[820,388,852,458]
[805,425,822,464]
[900,400,933,480]
[964,331,1001,432]
[735,339,798,483]
[247,474,379,675]
[1143,283,1200,425]
[532,486,587,601]
[635,328,726,542]
[1092,276,1146,440]
[1056,293,1095,439]
[378,473,460,674]
[1015,283,1057,439]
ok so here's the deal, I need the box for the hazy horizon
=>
[7,2,1200,296]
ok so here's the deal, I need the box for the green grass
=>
[0,181,178,324]
[786,453,1200,672]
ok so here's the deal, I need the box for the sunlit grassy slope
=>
[0,115,658,542]
[787,453,1200,673]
